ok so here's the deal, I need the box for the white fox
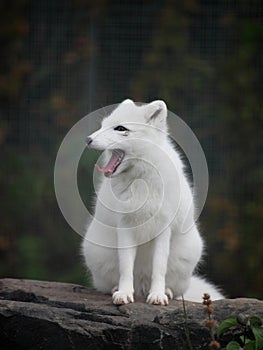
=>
[82,99,223,305]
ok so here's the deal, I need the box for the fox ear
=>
[145,100,167,129]
[121,98,134,105]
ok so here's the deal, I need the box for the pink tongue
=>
[95,151,121,175]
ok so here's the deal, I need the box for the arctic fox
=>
[82,99,223,305]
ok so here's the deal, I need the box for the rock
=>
[0,278,262,349]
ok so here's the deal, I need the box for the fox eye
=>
[114,125,129,132]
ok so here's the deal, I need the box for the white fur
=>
[82,99,224,304]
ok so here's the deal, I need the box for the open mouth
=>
[95,149,125,177]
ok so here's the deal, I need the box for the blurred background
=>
[0,0,262,299]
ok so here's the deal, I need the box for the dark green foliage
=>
[217,314,263,350]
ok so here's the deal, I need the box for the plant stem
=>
[182,295,194,350]
[243,325,247,346]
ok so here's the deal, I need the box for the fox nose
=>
[86,136,93,146]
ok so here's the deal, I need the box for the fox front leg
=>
[147,228,171,305]
[112,231,136,305]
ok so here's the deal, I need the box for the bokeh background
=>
[0,0,262,299]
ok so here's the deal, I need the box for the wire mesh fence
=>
[0,0,262,298]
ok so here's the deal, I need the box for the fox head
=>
[86,99,168,177]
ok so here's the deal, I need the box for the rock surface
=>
[0,278,262,349]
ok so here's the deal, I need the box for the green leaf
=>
[251,326,263,350]
[226,341,241,350]
[217,316,239,338]
[250,317,263,327]
[244,340,256,350]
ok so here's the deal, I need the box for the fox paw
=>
[112,290,134,305]
[146,292,169,306]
